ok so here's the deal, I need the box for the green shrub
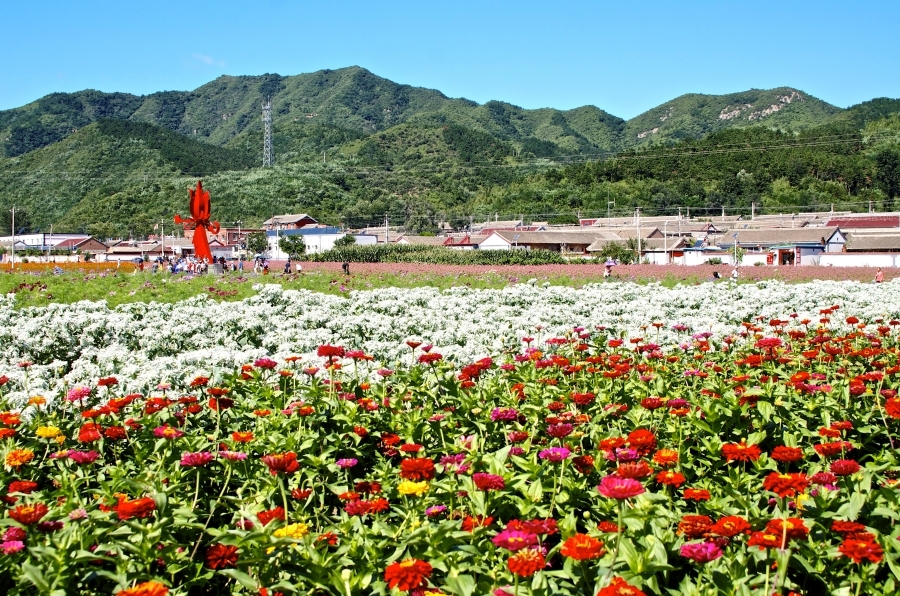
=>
[301,244,570,265]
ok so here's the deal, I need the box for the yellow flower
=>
[27,396,47,406]
[273,523,310,540]
[397,480,429,497]
[5,449,34,467]
[55,436,66,445]
[36,426,61,439]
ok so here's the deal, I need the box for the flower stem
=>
[603,500,625,585]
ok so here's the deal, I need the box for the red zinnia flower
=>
[678,515,712,539]
[762,472,809,498]
[708,515,750,538]
[384,558,432,592]
[832,520,867,536]
[626,429,656,456]
[507,548,545,577]
[115,581,169,596]
[9,502,49,525]
[399,458,435,481]
[597,576,647,596]
[473,473,505,491]
[765,518,809,541]
[616,461,653,479]
[572,455,595,475]
[461,515,493,531]
[560,533,604,560]
[885,398,900,419]
[814,441,852,458]
[115,496,157,520]
[683,488,711,502]
[597,476,645,499]
[839,536,884,564]
[204,543,239,569]
[770,446,803,463]
[721,440,761,462]
[257,506,286,526]
[261,452,300,476]
[656,471,686,488]
[831,459,861,476]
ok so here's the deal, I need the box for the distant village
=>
[2,210,900,267]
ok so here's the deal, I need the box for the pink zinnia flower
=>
[492,529,539,552]
[180,452,215,467]
[597,475,645,500]
[473,473,506,491]
[539,447,570,462]
[66,387,91,402]
[254,358,278,369]
[336,458,358,469]
[153,425,184,440]
[67,450,100,465]
[547,423,573,438]
[1,540,25,554]
[680,541,723,563]
[831,459,861,476]
[220,450,248,461]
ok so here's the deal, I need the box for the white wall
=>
[478,233,511,250]
[819,253,897,268]
[268,234,377,258]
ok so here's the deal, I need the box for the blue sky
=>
[1,0,897,119]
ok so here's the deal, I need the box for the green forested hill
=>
[0,67,899,237]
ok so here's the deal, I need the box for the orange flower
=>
[678,515,712,539]
[762,473,809,498]
[399,458,435,481]
[560,533,605,560]
[231,432,254,443]
[709,515,750,537]
[652,449,678,467]
[721,440,761,462]
[115,581,169,596]
[656,471,686,488]
[597,576,647,596]
[384,558,432,591]
[204,543,239,569]
[9,502,49,525]
[6,449,34,467]
[261,452,300,476]
[506,548,545,577]
[115,496,157,520]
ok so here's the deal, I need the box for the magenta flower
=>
[1,540,24,554]
[830,459,861,476]
[254,358,278,369]
[68,509,87,521]
[376,369,394,377]
[153,425,184,440]
[425,505,448,517]
[66,450,100,465]
[597,475,645,500]
[539,447,571,462]
[180,451,215,467]
[2,527,25,542]
[66,386,91,403]
[547,423,574,438]
[336,458,358,469]
[491,408,519,422]
[473,473,506,491]
[492,529,539,552]
[680,541,723,563]
[219,450,248,461]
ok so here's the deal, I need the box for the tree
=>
[333,234,357,248]
[874,147,900,204]
[246,232,269,256]
[278,234,306,259]
[596,239,638,264]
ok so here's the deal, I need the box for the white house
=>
[266,229,377,258]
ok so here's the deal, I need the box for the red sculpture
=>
[175,181,220,263]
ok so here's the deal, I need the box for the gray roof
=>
[715,227,841,246]
[263,214,317,226]
[401,235,447,246]
[611,227,664,239]
[489,230,621,245]
[845,234,900,251]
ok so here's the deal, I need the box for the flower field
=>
[1,280,900,594]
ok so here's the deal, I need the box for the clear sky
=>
[2,0,897,119]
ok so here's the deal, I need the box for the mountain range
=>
[1,66,899,236]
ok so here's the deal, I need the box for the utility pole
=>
[160,218,165,261]
[636,207,642,263]
[9,206,14,268]
[262,98,273,167]
[47,224,53,261]
[385,214,389,244]
[751,202,755,220]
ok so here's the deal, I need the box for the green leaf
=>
[444,574,477,596]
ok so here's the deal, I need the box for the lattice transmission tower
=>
[262,98,274,167]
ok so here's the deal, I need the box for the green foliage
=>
[277,234,306,259]
[302,244,569,265]
[246,232,269,255]
[332,234,356,248]
[595,238,638,264]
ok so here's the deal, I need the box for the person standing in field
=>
[875,268,884,283]
[731,267,739,282]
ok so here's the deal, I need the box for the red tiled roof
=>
[826,216,900,228]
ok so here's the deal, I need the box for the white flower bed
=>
[2,279,899,407]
